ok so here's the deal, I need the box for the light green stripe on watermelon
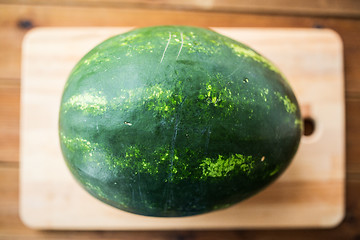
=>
[269,166,281,176]
[259,88,270,103]
[60,132,99,154]
[225,42,282,75]
[200,154,255,178]
[294,118,303,131]
[62,77,234,117]
[60,130,262,182]
[84,181,107,199]
[274,91,297,114]
[295,118,302,126]
[83,52,101,65]
[63,89,107,115]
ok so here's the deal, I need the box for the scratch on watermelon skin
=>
[59,26,302,217]
[160,32,172,63]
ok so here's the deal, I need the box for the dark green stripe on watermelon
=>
[59,26,302,217]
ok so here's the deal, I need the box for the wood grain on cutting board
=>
[19,28,344,230]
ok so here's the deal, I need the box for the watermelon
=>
[59,26,302,217]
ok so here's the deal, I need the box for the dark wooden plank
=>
[0,83,19,162]
[0,165,359,239]
[0,5,360,93]
[1,0,360,18]
[347,98,360,175]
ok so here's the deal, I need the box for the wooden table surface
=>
[1,1,360,239]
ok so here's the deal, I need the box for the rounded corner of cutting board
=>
[322,28,344,45]
[22,27,51,48]
[19,202,42,230]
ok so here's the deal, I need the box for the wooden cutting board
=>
[20,27,345,230]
